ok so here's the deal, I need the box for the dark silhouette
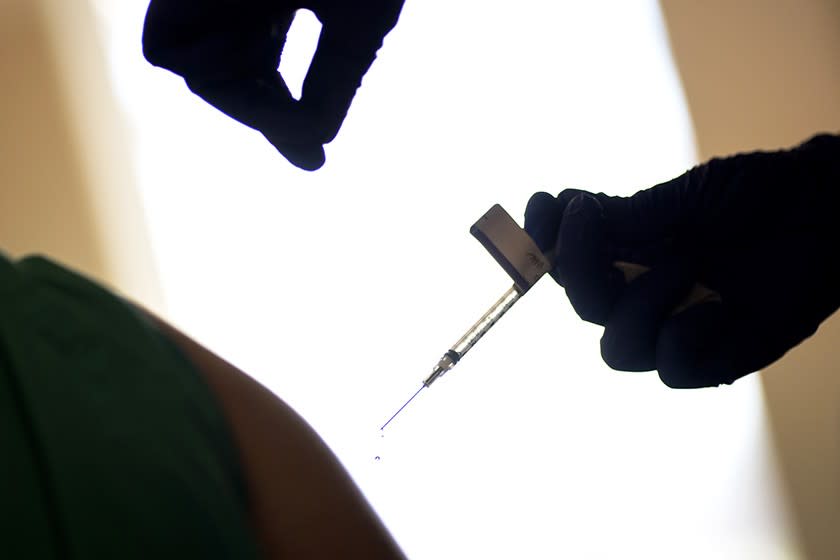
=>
[142,2,840,386]
[524,134,840,388]
[143,0,405,170]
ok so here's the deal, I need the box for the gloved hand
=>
[143,0,404,171]
[524,134,840,388]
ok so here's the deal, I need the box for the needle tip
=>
[380,384,425,431]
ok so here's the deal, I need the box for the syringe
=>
[381,204,551,430]
[380,285,522,430]
[423,285,522,387]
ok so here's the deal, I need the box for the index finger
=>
[554,193,625,325]
[300,0,405,143]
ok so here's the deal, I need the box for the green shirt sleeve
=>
[0,253,260,559]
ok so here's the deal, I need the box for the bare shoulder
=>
[144,311,406,560]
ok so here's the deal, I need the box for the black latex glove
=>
[524,134,840,388]
[143,0,404,170]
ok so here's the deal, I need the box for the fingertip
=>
[566,266,624,326]
[293,151,326,171]
[263,133,326,171]
[524,192,558,224]
[555,188,591,210]
[656,302,737,388]
[598,259,695,369]
[562,192,603,221]
[555,193,607,268]
[525,190,604,251]
[525,191,557,214]
[600,322,655,372]
[524,192,563,253]
[287,145,326,171]
[552,191,597,253]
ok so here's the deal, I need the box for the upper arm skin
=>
[146,314,406,560]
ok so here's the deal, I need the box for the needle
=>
[380,384,425,430]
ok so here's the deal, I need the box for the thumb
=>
[525,189,624,325]
[187,74,326,171]
[524,189,588,253]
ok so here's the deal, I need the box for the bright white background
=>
[91,1,797,558]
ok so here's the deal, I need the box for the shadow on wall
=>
[0,0,161,310]
[658,1,840,558]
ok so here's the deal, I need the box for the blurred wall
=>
[659,1,840,558]
[0,0,161,309]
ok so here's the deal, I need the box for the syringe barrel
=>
[451,285,522,358]
[424,284,522,388]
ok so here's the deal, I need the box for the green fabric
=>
[0,254,260,559]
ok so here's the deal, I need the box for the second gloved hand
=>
[143,0,404,171]
[524,134,840,388]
